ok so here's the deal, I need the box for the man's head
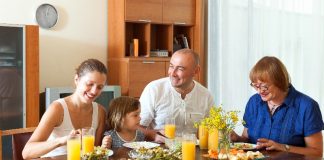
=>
[168,49,200,92]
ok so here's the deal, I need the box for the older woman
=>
[231,56,323,157]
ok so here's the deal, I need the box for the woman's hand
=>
[229,128,249,143]
[257,138,285,151]
[101,135,112,149]
[58,129,81,146]
[230,131,240,142]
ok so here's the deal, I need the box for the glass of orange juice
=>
[82,127,95,155]
[208,129,219,151]
[198,125,208,149]
[67,134,81,160]
[165,118,176,139]
[182,133,196,160]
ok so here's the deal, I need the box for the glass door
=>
[0,25,24,160]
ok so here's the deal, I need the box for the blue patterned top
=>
[104,130,145,148]
[243,85,324,146]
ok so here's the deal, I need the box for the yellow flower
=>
[195,105,244,133]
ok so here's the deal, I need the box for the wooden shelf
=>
[108,0,205,97]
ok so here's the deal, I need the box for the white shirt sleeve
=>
[139,83,155,127]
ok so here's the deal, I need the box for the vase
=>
[217,130,231,159]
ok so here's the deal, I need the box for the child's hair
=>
[75,59,108,78]
[106,96,140,131]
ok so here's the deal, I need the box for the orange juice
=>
[199,125,208,149]
[82,135,95,154]
[165,124,176,139]
[67,138,81,160]
[182,141,196,160]
[208,129,218,151]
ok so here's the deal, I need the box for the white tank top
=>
[42,98,98,157]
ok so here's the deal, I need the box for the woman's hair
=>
[249,56,290,92]
[75,59,108,78]
[106,96,140,131]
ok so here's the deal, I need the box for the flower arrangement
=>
[195,105,244,158]
[195,105,243,132]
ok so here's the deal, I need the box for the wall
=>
[0,0,108,91]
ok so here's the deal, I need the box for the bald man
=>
[139,49,215,143]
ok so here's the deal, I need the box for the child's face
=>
[123,107,141,131]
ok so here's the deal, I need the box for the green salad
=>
[81,146,112,160]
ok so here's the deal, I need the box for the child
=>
[101,96,145,148]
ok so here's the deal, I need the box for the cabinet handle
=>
[138,19,151,23]
[142,61,155,64]
[174,22,186,25]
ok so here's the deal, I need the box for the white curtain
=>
[207,0,324,134]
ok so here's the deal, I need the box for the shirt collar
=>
[170,80,197,100]
[282,84,297,108]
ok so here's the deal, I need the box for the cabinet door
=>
[125,0,163,23]
[129,60,166,97]
[163,0,195,25]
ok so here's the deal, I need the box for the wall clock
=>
[35,4,58,29]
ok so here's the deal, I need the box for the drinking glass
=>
[67,134,81,160]
[165,118,176,139]
[198,125,208,149]
[82,127,95,155]
[208,129,219,151]
[182,133,196,160]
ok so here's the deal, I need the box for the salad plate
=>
[230,142,257,150]
[123,141,160,149]
[82,147,113,160]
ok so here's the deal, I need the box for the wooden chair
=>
[0,127,36,160]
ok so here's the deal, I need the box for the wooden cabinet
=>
[0,24,39,128]
[125,0,162,23]
[129,60,166,97]
[108,58,169,97]
[108,0,205,97]
[163,0,196,25]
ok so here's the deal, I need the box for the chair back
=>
[0,127,36,160]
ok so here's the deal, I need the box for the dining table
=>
[32,144,323,160]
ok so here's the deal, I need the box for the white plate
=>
[107,149,114,156]
[123,141,160,149]
[81,148,113,159]
[230,142,257,150]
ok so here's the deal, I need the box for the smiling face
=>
[168,51,199,92]
[75,71,107,104]
[122,107,141,131]
[249,57,291,103]
[252,80,282,102]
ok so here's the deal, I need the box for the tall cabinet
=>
[0,24,39,129]
[108,0,205,97]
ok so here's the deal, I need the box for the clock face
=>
[36,4,58,29]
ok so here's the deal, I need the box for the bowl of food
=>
[128,147,153,159]
[82,146,113,160]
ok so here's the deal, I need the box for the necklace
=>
[268,102,282,115]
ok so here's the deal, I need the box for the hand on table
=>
[257,138,285,151]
